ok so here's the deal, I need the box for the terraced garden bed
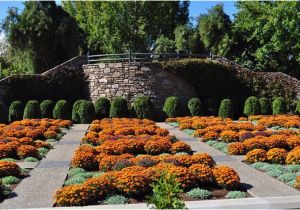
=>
[0,118,72,201]
[54,118,249,207]
[166,115,300,190]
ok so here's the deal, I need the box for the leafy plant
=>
[295,99,300,114]
[24,157,39,162]
[133,95,154,119]
[187,188,212,199]
[102,195,129,205]
[243,96,260,116]
[23,100,41,119]
[53,100,71,120]
[40,100,54,118]
[72,100,85,123]
[2,176,20,185]
[163,96,182,118]
[272,97,287,114]
[109,97,129,118]
[9,101,24,122]
[94,97,110,119]
[78,100,95,123]
[218,99,234,119]
[67,167,86,177]
[225,191,247,199]
[147,170,185,209]
[259,97,271,115]
[188,98,203,116]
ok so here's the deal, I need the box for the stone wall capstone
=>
[83,62,197,112]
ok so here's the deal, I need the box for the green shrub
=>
[109,97,129,118]
[53,100,71,120]
[9,101,24,123]
[2,176,20,185]
[147,171,185,209]
[225,191,247,199]
[272,97,287,114]
[103,195,129,205]
[0,158,17,162]
[133,96,154,119]
[295,99,300,114]
[188,98,203,116]
[64,174,86,186]
[277,173,298,183]
[38,147,50,158]
[24,157,39,162]
[94,97,110,119]
[72,100,85,123]
[163,96,182,118]
[23,100,41,119]
[78,101,95,123]
[243,96,260,116]
[67,168,86,177]
[187,188,212,199]
[259,98,271,115]
[266,169,284,178]
[40,100,54,118]
[218,99,234,119]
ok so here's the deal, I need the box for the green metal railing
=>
[87,50,211,64]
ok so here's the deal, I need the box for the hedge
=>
[109,97,129,118]
[78,100,95,123]
[53,100,71,120]
[272,97,287,114]
[243,96,260,116]
[23,100,41,119]
[95,97,110,119]
[188,98,203,116]
[0,102,6,123]
[218,99,234,119]
[163,96,181,118]
[133,96,154,119]
[259,98,271,115]
[72,100,85,123]
[40,100,54,118]
[9,101,24,122]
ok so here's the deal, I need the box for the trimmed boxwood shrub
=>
[243,96,260,116]
[272,97,287,114]
[53,100,71,120]
[259,98,271,115]
[40,100,54,118]
[163,96,181,118]
[94,97,110,119]
[295,99,300,114]
[72,100,85,123]
[9,101,24,122]
[23,100,41,119]
[78,100,95,123]
[188,98,203,116]
[133,96,154,119]
[218,99,234,119]
[109,97,129,118]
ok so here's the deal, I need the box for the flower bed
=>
[54,118,247,206]
[0,118,72,200]
[167,115,300,190]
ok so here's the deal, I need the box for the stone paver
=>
[158,122,300,198]
[0,124,89,209]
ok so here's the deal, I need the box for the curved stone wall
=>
[83,62,197,111]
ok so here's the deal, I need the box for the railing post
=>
[210,52,212,60]
[128,49,132,63]
[177,51,180,59]
[87,51,90,64]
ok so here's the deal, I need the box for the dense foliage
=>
[78,100,95,123]
[9,100,24,122]
[243,96,260,116]
[23,100,41,119]
[94,97,110,119]
[53,100,71,120]
[188,98,203,116]
[163,96,182,118]
[218,99,234,119]
[272,97,287,115]
[133,95,154,119]
[109,97,129,118]
[40,100,54,118]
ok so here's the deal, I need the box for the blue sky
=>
[0,1,237,25]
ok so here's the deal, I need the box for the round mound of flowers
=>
[245,149,267,164]
[266,148,287,164]
[0,161,21,177]
[212,166,240,189]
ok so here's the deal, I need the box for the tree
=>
[198,4,232,55]
[62,1,189,53]
[154,35,175,53]
[232,1,300,78]
[2,1,82,73]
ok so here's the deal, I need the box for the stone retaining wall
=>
[83,62,197,111]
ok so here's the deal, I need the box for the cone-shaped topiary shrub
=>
[40,100,54,118]
[53,100,71,120]
[259,98,271,115]
[72,100,85,123]
[0,101,6,123]
[94,97,110,119]
[23,100,41,119]
[218,99,234,119]
[163,96,181,118]
[272,97,287,115]
[133,96,154,119]
[243,96,260,116]
[9,101,24,123]
[295,99,300,114]
[78,100,95,123]
[109,97,129,118]
[188,98,203,116]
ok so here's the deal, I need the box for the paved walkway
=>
[0,124,89,209]
[157,122,300,198]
